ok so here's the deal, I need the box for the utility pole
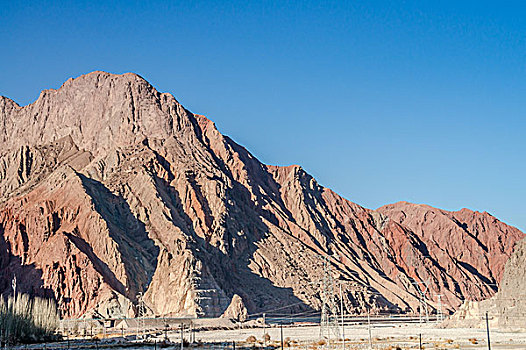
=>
[339,284,345,350]
[280,323,284,350]
[485,312,491,350]
[263,313,267,346]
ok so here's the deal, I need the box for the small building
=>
[115,317,194,331]
[103,319,116,328]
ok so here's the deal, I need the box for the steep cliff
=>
[446,237,526,330]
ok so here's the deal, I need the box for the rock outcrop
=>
[446,237,526,330]
[0,72,523,318]
[221,294,248,322]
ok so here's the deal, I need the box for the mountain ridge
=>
[0,71,523,319]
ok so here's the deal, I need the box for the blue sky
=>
[1,1,525,231]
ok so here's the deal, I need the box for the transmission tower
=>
[319,256,340,342]
[136,292,147,339]
[435,294,443,323]
[412,281,430,323]
[189,264,218,317]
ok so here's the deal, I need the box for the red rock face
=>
[377,203,522,310]
[0,72,523,318]
[446,237,526,329]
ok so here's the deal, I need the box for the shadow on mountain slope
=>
[149,145,315,316]
[77,173,160,300]
[0,223,54,300]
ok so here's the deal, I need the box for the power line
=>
[248,301,308,317]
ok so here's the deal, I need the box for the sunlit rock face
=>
[0,72,523,318]
[446,237,526,330]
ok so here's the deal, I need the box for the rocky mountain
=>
[0,72,523,318]
[494,237,526,328]
[446,236,526,330]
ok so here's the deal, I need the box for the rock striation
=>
[0,72,523,319]
[446,236,526,330]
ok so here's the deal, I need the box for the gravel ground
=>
[177,322,526,349]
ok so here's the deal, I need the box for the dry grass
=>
[246,335,257,343]
[0,292,60,344]
[280,337,291,347]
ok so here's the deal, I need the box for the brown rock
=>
[221,294,248,322]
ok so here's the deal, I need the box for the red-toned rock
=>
[0,72,523,318]
[377,202,522,310]
[445,236,526,329]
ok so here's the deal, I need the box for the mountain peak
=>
[0,71,193,155]
[60,71,152,90]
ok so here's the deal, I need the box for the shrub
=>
[247,335,257,343]
[264,333,271,342]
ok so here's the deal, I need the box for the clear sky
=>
[1,1,525,231]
